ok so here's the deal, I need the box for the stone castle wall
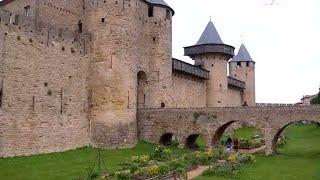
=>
[0,20,90,157]
[171,73,206,108]
[227,87,243,107]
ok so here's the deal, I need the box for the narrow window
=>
[60,88,63,114]
[9,13,13,24]
[148,6,153,17]
[24,5,31,17]
[14,15,19,25]
[32,96,35,110]
[0,85,3,108]
[237,62,241,67]
[101,18,105,23]
[166,9,170,20]
[78,21,83,33]
[161,102,165,108]
[246,61,250,67]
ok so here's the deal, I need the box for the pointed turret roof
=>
[147,0,169,7]
[196,21,223,45]
[230,44,254,62]
[145,0,174,15]
[184,20,235,59]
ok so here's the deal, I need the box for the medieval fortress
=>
[0,0,255,157]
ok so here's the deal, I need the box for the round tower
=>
[145,0,174,108]
[229,44,256,106]
[82,0,174,148]
[184,21,235,107]
[83,0,144,148]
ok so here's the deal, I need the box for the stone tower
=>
[82,0,174,148]
[83,0,142,148]
[184,21,235,107]
[229,44,256,106]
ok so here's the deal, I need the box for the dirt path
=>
[187,166,209,180]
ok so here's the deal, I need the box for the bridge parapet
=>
[256,103,294,107]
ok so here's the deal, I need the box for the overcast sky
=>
[167,0,320,103]
[1,0,319,103]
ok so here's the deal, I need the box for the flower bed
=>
[110,146,255,180]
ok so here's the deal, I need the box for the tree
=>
[310,91,320,105]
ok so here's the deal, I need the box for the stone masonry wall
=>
[0,22,90,157]
[171,72,206,108]
[227,87,243,107]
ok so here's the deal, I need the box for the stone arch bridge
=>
[137,106,320,155]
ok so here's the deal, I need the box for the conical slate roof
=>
[145,0,174,15]
[230,44,254,62]
[196,21,223,45]
[146,0,170,7]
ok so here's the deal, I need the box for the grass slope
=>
[197,124,320,180]
[0,141,157,180]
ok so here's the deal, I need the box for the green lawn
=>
[234,127,262,139]
[197,124,320,180]
[0,141,158,180]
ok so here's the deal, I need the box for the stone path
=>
[187,166,209,180]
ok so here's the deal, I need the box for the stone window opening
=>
[237,62,241,68]
[60,88,63,114]
[148,6,154,17]
[78,21,83,33]
[24,5,31,17]
[0,82,3,108]
[9,13,13,24]
[161,102,165,108]
[101,18,105,23]
[32,96,35,111]
[166,9,170,20]
[246,62,250,67]
[14,14,19,25]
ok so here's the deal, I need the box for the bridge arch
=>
[185,134,200,149]
[159,133,174,145]
[212,120,263,147]
[269,120,320,154]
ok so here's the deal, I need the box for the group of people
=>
[225,137,239,152]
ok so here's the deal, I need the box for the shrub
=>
[158,163,170,175]
[311,92,320,105]
[115,170,131,180]
[145,165,160,176]
[150,145,172,161]
[237,154,256,164]
[131,155,150,165]
[214,148,230,160]
[227,154,238,163]
[202,163,243,179]
[170,140,179,147]
[277,135,288,147]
